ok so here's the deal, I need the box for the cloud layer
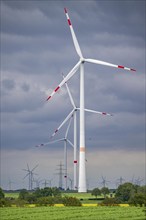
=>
[1,0,145,189]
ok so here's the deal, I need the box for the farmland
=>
[0,206,145,220]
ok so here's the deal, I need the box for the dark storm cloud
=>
[1,0,145,189]
[2,78,15,90]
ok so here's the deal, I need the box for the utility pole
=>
[56,162,64,189]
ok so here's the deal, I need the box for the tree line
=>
[0,182,146,207]
[91,183,146,206]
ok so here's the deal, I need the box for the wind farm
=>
[45,8,136,193]
[1,2,145,219]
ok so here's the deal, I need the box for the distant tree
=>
[129,193,146,207]
[91,188,101,198]
[101,187,110,198]
[33,187,61,198]
[137,185,146,195]
[115,182,136,202]
[0,187,5,199]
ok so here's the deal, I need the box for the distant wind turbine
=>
[23,164,38,190]
[36,117,73,191]
[100,176,110,188]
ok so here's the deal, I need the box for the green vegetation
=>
[0,187,5,199]
[62,196,82,206]
[115,183,146,206]
[91,187,101,198]
[0,185,146,219]
[1,183,145,207]
[101,187,110,198]
[0,206,145,220]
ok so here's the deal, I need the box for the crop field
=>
[0,206,145,220]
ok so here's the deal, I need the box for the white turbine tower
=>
[46,8,136,192]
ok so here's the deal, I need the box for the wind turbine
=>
[37,74,112,190]
[42,179,53,188]
[33,178,42,189]
[8,178,15,191]
[116,176,125,186]
[46,8,136,192]
[36,117,73,191]
[135,177,143,186]
[50,75,112,190]
[23,164,38,190]
[100,176,110,188]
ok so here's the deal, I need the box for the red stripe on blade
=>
[74,160,77,164]
[131,68,136,71]
[55,129,58,133]
[55,86,60,92]
[68,19,71,26]
[102,112,107,115]
[46,96,51,101]
[118,65,124,69]
[64,8,67,13]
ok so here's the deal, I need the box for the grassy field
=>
[5,192,94,199]
[0,206,145,220]
[5,192,19,198]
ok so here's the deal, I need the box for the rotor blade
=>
[22,169,29,172]
[46,61,81,101]
[27,163,30,171]
[84,108,113,116]
[76,107,113,116]
[50,109,75,138]
[65,114,73,138]
[84,58,136,72]
[35,138,65,147]
[23,172,29,180]
[66,139,74,148]
[32,164,39,172]
[64,8,83,58]
[62,73,76,108]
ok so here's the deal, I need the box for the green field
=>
[5,192,19,198]
[0,206,145,220]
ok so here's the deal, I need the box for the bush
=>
[0,198,11,207]
[100,197,120,206]
[36,197,55,206]
[18,189,29,200]
[0,188,5,199]
[53,196,63,204]
[12,199,28,207]
[25,194,37,204]
[62,196,82,206]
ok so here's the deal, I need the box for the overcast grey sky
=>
[1,0,145,190]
